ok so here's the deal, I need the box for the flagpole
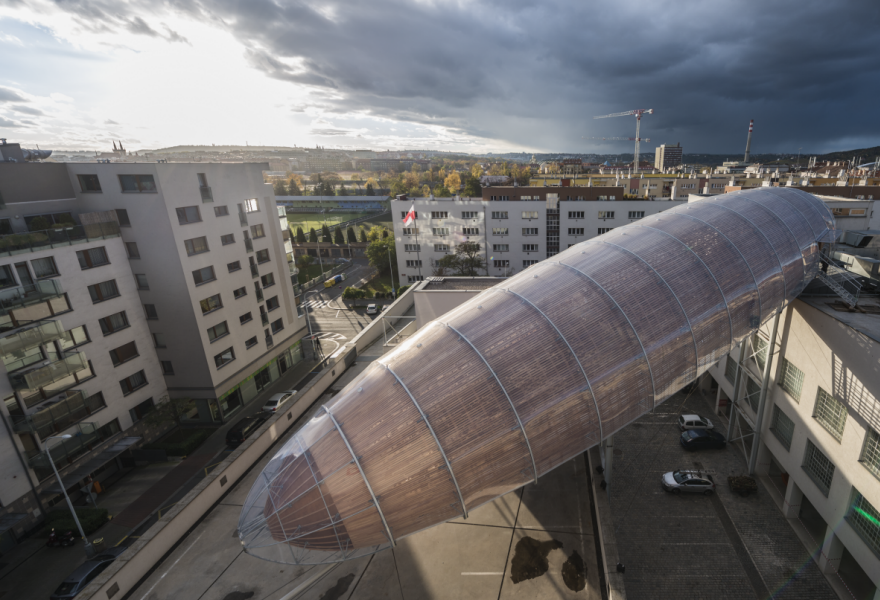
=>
[416,209,422,280]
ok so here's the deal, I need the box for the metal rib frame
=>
[591,239,700,381]
[260,471,303,565]
[442,321,539,485]
[734,195,807,287]
[293,436,347,558]
[636,224,735,355]
[320,405,396,547]
[555,259,660,407]
[769,193,828,294]
[383,363,469,518]
[492,288,604,446]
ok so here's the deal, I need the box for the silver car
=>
[678,413,714,431]
[661,470,716,495]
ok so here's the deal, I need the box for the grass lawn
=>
[287,211,392,237]
[363,272,397,296]
[296,263,337,284]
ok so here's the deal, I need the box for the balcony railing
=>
[256,288,264,302]
[244,237,254,252]
[0,222,120,258]
[28,421,100,470]
[0,279,68,333]
[0,320,65,357]
[12,390,105,439]
[250,263,259,278]
[239,212,248,227]
[277,206,286,218]
[261,313,269,326]
[200,186,213,202]
[9,351,88,391]
[265,333,274,349]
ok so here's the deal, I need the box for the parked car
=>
[661,469,716,495]
[678,414,715,431]
[680,428,727,450]
[261,390,297,413]
[366,304,378,315]
[226,414,268,446]
[51,546,127,599]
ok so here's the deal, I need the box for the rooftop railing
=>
[0,222,120,258]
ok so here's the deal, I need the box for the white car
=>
[366,304,378,315]
[678,414,714,431]
[262,391,297,413]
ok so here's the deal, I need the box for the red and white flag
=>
[402,204,416,226]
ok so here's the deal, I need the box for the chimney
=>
[744,120,754,163]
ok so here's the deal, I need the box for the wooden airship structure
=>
[239,187,834,565]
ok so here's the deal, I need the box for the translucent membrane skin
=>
[239,188,834,565]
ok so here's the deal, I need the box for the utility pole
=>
[45,435,95,558]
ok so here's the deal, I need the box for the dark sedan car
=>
[51,546,127,599]
[226,414,268,446]
[680,428,726,450]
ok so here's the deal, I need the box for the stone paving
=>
[610,388,838,600]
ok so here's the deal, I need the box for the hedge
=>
[144,428,212,457]
[44,508,109,535]
[342,286,371,299]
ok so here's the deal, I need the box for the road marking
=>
[336,310,340,318]
[461,572,504,576]
[138,530,206,600]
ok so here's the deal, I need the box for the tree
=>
[346,227,357,243]
[309,228,318,243]
[366,226,386,243]
[382,228,389,239]
[365,235,396,276]
[143,395,197,428]
[439,241,486,276]
[296,227,306,243]
[321,223,331,243]
[403,171,420,193]
[462,175,481,197]
[296,254,314,271]
[334,226,344,244]
[471,163,483,179]
[337,183,348,196]
[359,227,368,243]
[365,183,375,196]
[433,185,452,197]
[420,184,431,197]
[444,172,461,191]
[28,216,50,231]
[411,163,421,173]
[273,180,287,196]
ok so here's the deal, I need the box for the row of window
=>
[404,227,612,238]
[400,210,641,222]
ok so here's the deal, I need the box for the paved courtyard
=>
[609,387,838,600]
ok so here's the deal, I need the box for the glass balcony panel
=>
[0,320,66,356]
[0,223,119,258]
[3,346,46,373]
[239,212,248,227]
[13,390,106,439]
[251,264,260,278]
[244,238,254,252]
[9,351,88,390]
[0,280,67,333]
[27,421,99,470]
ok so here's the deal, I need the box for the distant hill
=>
[818,147,880,163]
[145,145,303,153]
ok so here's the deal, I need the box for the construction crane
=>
[593,108,654,174]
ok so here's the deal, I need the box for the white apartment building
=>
[390,195,686,284]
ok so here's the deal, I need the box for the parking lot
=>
[609,387,837,600]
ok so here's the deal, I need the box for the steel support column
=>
[748,309,782,474]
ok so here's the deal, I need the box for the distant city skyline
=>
[1,0,878,155]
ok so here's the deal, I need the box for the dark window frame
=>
[192,265,216,286]
[184,236,210,256]
[109,341,139,367]
[88,280,120,304]
[176,206,202,225]
[77,247,110,270]
[118,174,157,193]
[99,311,130,336]
[77,174,102,193]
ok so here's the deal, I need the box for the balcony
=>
[250,263,260,278]
[27,421,100,470]
[200,186,213,202]
[256,288,264,302]
[11,390,105,440]
[265,333,274,349]
[244,237,254,252]
[0,279,69,333]
[8,351,88,391]
[0,320,65,358]
[277,206,286,218]
[239,212,248,227]
[261,312,269,326]
[0,222,119,258]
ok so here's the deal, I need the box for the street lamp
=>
[387,243,397,299]
[45,435,95,557]
[303,290,322,359]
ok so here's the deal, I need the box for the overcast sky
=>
[1,0,878,155]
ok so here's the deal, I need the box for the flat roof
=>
[799,293,880,344]
[419,277,504,291]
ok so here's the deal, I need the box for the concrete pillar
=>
[818,529,844,574]
[603,435,614,489]
[782,477,803,518]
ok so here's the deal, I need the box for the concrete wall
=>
[0,163,75,205]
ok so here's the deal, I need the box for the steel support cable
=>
[635,224,735,355]
[673,211,767,320]
[441,321,539,485]
[553,260,659,407]
[589,239,700,382]
[735,195,808,287]
[489,288,604,446]
[382,363,469,518]
[320,405,396,546]
[293,436,346,557]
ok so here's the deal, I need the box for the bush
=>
[44,508,109,535]
[398,285,411,295]
[143,428,212,457]
[342,286,370,299]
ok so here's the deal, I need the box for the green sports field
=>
[287,211,391,234]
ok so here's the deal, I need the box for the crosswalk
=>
[300,299,333,310]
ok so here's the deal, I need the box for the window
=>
[459,243,480,251]
[153,333,166,348]
[31,257,58,278]
[752,335,768,371]
[144,304,158,320]
[568,228,584,236]
[245,336,258,349]
[261,273,275,288]
[434,244,449,252]
[520,196,534,200]
[814,388,847,441]
[407,275,424,283]
[206,321,229,342]
[402,228,419,235]
[214,347,235,369]
[99,311,129,335]
[802,439,835,496]
[126,242,140,259]
[240,312,253,325]
[400,211,418,219]
[745,378,761,413]
[176,206,201,225]
[462,211,478,219]
[88,280,120,303]
[523,244,538,252]
[523,260,539,268]
[568,211,584,219]
[115,209,131,226]
[493,260,509,268]
[184,236,209,256]
[227,261,241,273]
[221,234,235,246]
[200,293,222,314]
[214,205,229,217]
[628,211,645,219]
[251,224,265,239]
[135,274,149,290]
[465,228,481,235]
[404,244,420,252]
[77,247,109,269]
[522,211,539,219]
[431,211,448,219]
[192,266,216,285]
[432,228,449,236]
[598,211,615,219]
[266,296,280,311]
[846,489,880,556]
[161,361,174,375]
[77,174,102,192]
[60,325,90,349]
[129,398,155,423]
[120,370,148,395]
[119,174,156,193]
[271,318,284,333]
[779,359,805,401]
[243,198,259,213]
[256,249,270,263]
[724,356,738,383]
[861,428,880,479]
[233,286,247,299]
[770,405,795,451]
[492,211,508,219]
[109,341,139,366]
[493,244,509,252]
[598,228,614,234]
[523,228,539,236]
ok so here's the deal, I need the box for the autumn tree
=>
[444,171,461,191]
[471,163,483,179]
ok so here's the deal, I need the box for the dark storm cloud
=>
[40,0,880,152]
[0,87,26,103]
